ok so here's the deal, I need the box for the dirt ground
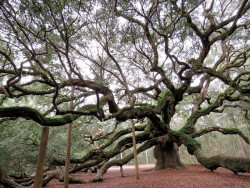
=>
[46,164,250,188]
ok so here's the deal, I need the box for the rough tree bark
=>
[153,139,185,170]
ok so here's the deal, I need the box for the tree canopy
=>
[0,0,250,186]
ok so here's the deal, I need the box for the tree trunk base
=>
[154,141,185,170]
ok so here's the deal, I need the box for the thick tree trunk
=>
[153,141,185,170]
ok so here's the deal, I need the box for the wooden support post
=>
[34,127,49,188]
[120,153,124,177]
[146,150,149,164]
[64,122,73,188]
[64,86,74,188]
[120,166,124,177]
[131,120,139,180]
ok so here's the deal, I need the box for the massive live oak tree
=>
[0,0,250,187]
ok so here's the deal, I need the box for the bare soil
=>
[46,164,250,188]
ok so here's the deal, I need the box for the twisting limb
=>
[49,127,151,177]
[191,126,250,145]
[9,167,86,187]
[84,121,121,143]
[92,137,159,182]
[192,79,211,113]
[180,88,235,134]
[42,167,85,186]
[174,132,250,174]
[0,170,25,188]
[0,106,80,126]
[1,177,25,188]
[193,148,250,174]
[51,123,149,167]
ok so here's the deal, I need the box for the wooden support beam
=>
[34,126,50,188]
[132,120,139,180]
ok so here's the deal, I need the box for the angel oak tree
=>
[0,0,250,186]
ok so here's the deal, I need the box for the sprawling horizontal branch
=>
[113,106,166,134]
[42,167,85,186]
[0,107,79,126]
[51,124,148,165]
[174,131,250,174]
[100,123,148,150]
[11,166,86,187]
[1,177,25,188]
[51,126,151,175]
[0,168,25,188]
[194,149,250,174]
[192,126,250,145]
[180,93,227,134]
[92,137,159,182]
[197,66,249,94]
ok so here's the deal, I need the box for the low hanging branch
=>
[1,177,25,188]
[48,126,151,181]
[175,132,250,174]
[0,107,80,126]
[92,137,160,182]
[194,149,250,174]
[51,123,149,166]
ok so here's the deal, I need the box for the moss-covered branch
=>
[104,128,150,158]
[2,177,25,188]
[92,137,159,182]
[180,93,226,134]
[100,123,148,150]
[51,123,149,166]
[157,89,176,124]
[42,167,85,186]
[1,170,25,188]
[0,107,80,126]
[174,131,250,174]
[196,66,249,94]
[48,129,152,181]
[114,106,166,133]
[191,126,250,145]
[51,127,151,176]
[195,149,250,174]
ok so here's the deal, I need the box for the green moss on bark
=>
[172,131,200,155]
